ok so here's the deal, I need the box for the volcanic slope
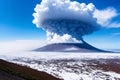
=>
[35,41,108,52]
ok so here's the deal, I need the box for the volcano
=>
[35,40,108,52]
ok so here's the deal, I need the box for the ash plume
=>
[33,0,118,43]
[42,19,99,40]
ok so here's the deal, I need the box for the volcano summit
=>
[35,40,108,52]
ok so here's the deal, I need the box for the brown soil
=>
[0,59,61,80]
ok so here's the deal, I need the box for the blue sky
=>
[0,0,120,49]
[0,0,46,41]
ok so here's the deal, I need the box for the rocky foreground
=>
[0,59,61,80]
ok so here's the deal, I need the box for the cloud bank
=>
[94,8,119,28]
[33,0,119,43]
[0,40,44,53]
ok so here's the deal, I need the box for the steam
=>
[33,0,118,43]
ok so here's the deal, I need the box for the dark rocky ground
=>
[0,59,61,80]
[0,70,25,80]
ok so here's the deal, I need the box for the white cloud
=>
[33,0,96,27]
[46,32,82,43]
[93,7,120,28]
[0,40,45,53]
[33,0,120,29]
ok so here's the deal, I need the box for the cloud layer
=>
[94,8,119,27]
[33,0,119,43]
[0,40,44,53]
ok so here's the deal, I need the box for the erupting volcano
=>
[32,0,115,52]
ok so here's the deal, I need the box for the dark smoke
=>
[42,19,100,40]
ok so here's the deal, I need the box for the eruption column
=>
[33,0,105,43]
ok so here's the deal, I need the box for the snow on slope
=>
[0,51,120,80]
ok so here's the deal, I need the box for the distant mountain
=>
[35,40,108,52]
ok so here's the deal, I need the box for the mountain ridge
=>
[35,41,108,52]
